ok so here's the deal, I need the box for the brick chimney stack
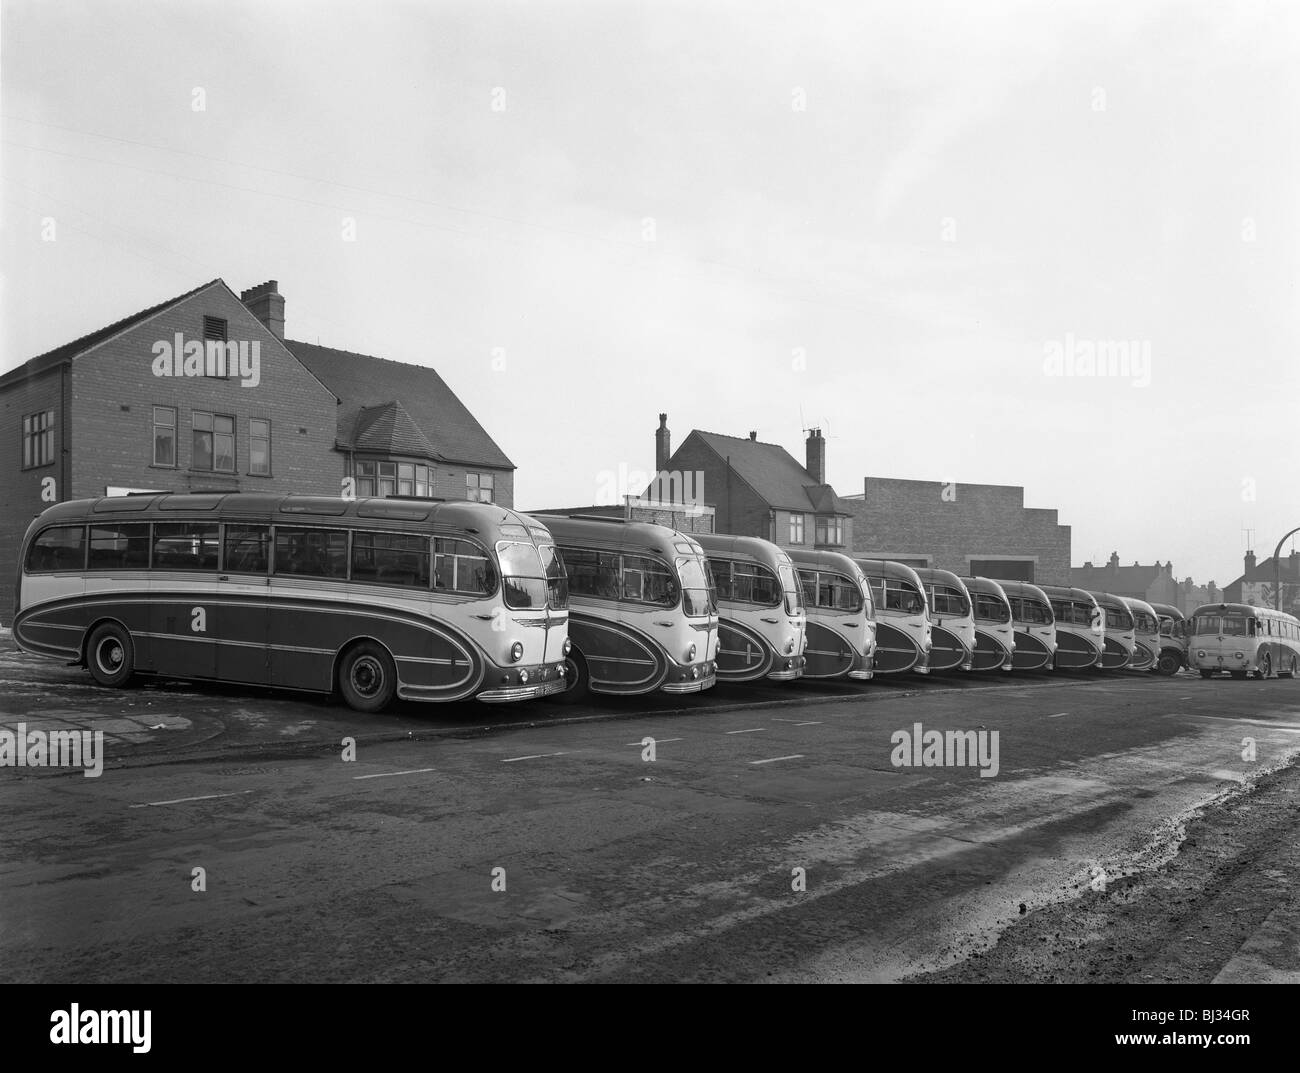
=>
[241,280,285,339]
[655,413,671,474]
[806,428,826,484]
[1245,549,1257,573]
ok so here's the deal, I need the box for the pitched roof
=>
[1226,554,1300,587]
[685,430,849,514]
[0,278,223,389]
[285,340,514,470]
[352,400,441,458]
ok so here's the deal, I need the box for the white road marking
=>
[1047,712,1069,718]
[750,754,804,765]
[501,752,568,762]
[726,728,766,735]
[352,767,438,780]
[769,718,805,723]
[129,790,255,808]
[625,738,683,745]
[794,721,822,726]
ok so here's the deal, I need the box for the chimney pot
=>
[241,279,285,339]
[654,413,671,474]
[805,427,826,484]
[748,431,757,441]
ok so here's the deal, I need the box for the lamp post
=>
[1272,526,1300,611]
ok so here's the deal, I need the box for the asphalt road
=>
[2,644,1298,983]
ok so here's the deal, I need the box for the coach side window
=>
[728,562,781,606]
[88,524,150,570]
[561,546,619,600]
[621,554,679,607]
[353,531,431,588]
[153,524,219,571]
[800,570,818,606]
[26,526,86,572]
[821,573,862,612]
[224,525,270,574]
[275,527,348,578]
[433,537,496,595]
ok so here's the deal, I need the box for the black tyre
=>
[338,642,397,713]
[1258,655,1272,680]
[1230,670,1248,680]
[551,649,590,705]
[1286,656,1299,679]
[86,622,135,688]
[1156,651,1181,676]
[1199,669,1214,679]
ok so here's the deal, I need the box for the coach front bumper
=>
[477,661,570,703]
[661,661,717,693]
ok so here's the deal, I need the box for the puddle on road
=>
[773,729,1300,983]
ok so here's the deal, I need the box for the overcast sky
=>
[3,0,1296,585]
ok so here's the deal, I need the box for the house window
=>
[789,513,805,544]
[356,460,431,498]
[815,516,842,546]
[467,473,494,503]
[153,406,177,467]
[193,411,235,472]
[249,419,271,475]
[22,409,56,469]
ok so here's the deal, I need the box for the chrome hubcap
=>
[97,640,123,673]
[352,657,383,697]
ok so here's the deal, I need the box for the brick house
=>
[646,415,852,551]
[0,278,513,622]
[1223,548,1300,615]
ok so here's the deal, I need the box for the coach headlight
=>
[1197,650,1206,659]
[518,668,529,683]
[686,643,697,661]
[510,641,524,663]
[785,638,795,654]
[562,638,572,656]
[1235,651,1244,659]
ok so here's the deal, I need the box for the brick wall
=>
[69,284,340,501]
[429,464,514,508]
[847,476,1071,584]
[0,365,66,621]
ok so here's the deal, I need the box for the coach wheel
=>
[551,650,590,705]
[1230,670,1248,680]
[338,642,397,713]
[1258,655,1272,680]
[1199,669,1214,679]
[87,622,135,688]
[1287,656,1299,679]
[1156,652,1181,677]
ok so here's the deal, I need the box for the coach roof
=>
[25,493,546,534]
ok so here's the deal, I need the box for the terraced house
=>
[0,278,514,622]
